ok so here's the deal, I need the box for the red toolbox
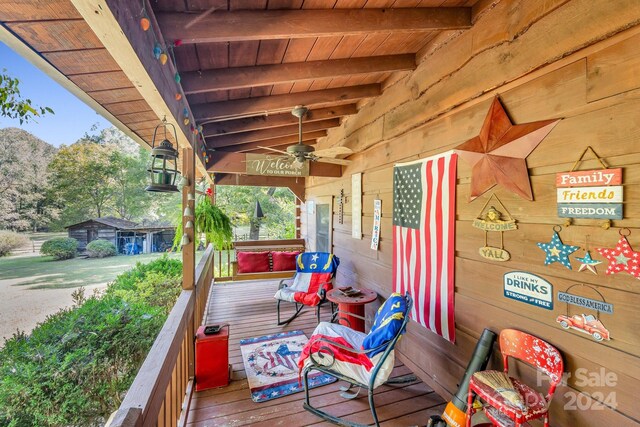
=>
[195,324,230,391]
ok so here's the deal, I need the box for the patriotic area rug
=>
[240,330,336,403]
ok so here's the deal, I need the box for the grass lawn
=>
[0,253,182,290]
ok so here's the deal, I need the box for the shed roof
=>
[65,216,138,230]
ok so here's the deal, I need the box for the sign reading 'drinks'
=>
[556,168,623,219]
[245,154,309,177]
[504,271,554,310]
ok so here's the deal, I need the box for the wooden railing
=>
[212,248,233,281]
[106,244,215,427]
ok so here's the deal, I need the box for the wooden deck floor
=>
[187,280,446,426]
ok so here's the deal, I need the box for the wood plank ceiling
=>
[150,0,478,158]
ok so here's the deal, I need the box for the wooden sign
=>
[352,173,362,239]
[503,271,553,310]
[473,197,517,262]
[370,199,382,250]
[556,167,623,220]
[246,154,309,177]
[479,246,510,261]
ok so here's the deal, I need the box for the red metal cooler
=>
[195,324,230,391]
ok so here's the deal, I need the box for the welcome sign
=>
[246,154,309,177]
[556,168,623,219]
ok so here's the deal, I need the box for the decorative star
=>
[596,236,640,279]
[454,97,560,201]
[576,251,602,275]
[311,253,319,262]
[537,231,579,270]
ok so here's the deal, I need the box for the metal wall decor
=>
[557,147,623,220]
[596,228,640,279]
[473,194,517,262]
[503,271,553,310]
[370,199,382,251]
[337,189,345,224]
[575,235,602,275]
[536,225,579,270]
[556,284,612,342]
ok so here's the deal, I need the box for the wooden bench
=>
[231,239,305,281]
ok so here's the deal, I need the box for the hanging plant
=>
[173,196,233,251]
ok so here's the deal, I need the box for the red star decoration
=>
[454,97,560,201]
[596,236,640,279]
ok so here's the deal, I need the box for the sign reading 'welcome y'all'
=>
[556,168,623,219]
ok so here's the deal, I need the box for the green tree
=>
[0,70,53,124]
[215,185,296,240]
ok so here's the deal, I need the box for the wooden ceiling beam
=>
[193,84,380,122]
[182,55,415,94]
[157,8,472,43]
[213,132,326,152]
[213,173,307,201]
[208,152,341,179]
[203,104,357,136]
[206,118,339,147]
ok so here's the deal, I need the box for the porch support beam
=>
[182,147,195,291]
[202,104,357,136]
[193,84,380,122]
[157,8,472,43]
[182,55,415,93]
[206,119,339,148]
[208,152,341,178]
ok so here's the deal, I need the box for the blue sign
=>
[503,271,554,310]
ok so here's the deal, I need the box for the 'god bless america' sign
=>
[556,168,623,219]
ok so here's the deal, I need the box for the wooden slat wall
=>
[302,1,640,426]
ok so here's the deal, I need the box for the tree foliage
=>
[0,71,53,124]
[215,185,296,240]
[0,128,59,231]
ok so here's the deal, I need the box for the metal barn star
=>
[537,231,579,270]
[455,97,560,201]
[575,251,602,275]
[596,236,640,279]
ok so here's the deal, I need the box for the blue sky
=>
[0,42,110,147]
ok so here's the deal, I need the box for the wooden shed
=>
[66,216,175,254]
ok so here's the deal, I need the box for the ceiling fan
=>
[259,106,352,166]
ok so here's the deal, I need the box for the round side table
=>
[326,287,377,332]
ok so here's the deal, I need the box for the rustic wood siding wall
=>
[67,222,117,250]
[302,1,640,426]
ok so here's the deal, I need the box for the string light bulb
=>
[153,43,162,59]
[140,17,150,31]
[159,53,168,65]
[175,93,182,101]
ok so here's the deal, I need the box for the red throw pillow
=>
[271,251,301,272]
[236,251,270,273]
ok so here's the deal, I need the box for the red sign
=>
[556,168,622,187]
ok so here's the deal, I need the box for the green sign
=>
[245,154,308,177]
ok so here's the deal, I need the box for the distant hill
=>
[0,128,57,230]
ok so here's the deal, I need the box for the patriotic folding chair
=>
[274,252,340,326]
[298,293,413,427]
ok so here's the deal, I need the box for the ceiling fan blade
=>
[313,146,353,158]
[315,157,352,165]
[258,146,291,156]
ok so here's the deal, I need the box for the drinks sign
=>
[503,271,554,310]
[556,168,623,219]
[246,154,309,177]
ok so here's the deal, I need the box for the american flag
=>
[392,151,457,342]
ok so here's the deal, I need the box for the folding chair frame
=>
[276,279,334,326]
[302,293,413,427]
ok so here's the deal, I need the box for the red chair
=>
[466,329,564,427]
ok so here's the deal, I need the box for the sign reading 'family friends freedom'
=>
[504,271,554,310]
[246,154,309,177]
[556,168,623,219]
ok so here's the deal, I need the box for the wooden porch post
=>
[182,147,195,291]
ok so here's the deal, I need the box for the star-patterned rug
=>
[240,330,337,402]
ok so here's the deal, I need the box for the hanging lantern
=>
[146,120,179,192]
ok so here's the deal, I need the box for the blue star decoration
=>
[575,250,602,275]
[537,231,579,270]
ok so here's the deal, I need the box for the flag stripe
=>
[392,151,457,343]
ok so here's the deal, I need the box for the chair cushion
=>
[236,251,270,273]
[470,372,549,423]
[273,272,333,306]
[299,322,395,389]
[271,251,301,271]
[362,293,406,357]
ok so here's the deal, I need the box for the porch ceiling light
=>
[146,119,179,193]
